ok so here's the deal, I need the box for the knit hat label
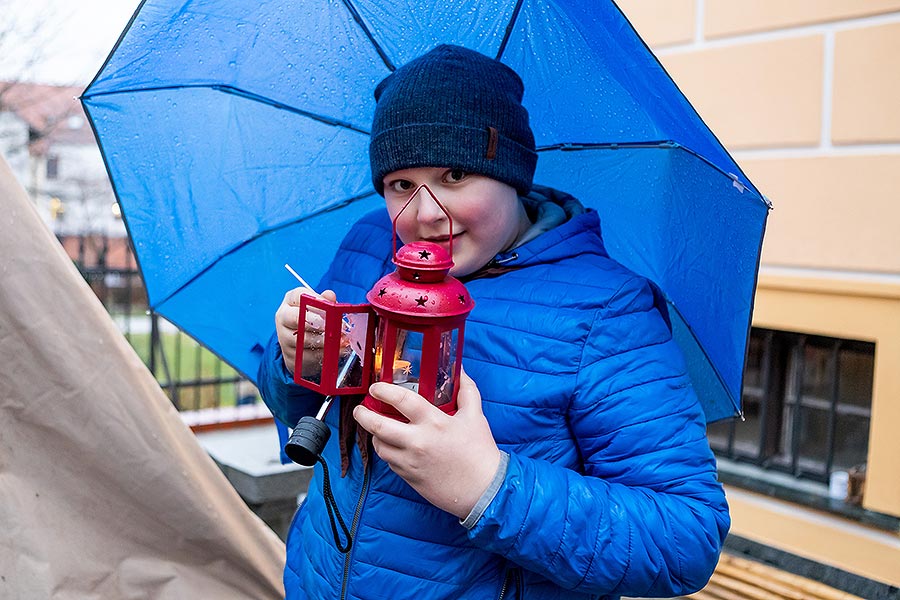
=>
[486,127,498,160]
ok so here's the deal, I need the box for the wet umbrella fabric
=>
[81,0,769,422]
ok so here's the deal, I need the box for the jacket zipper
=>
[498,571,510,600]
[497,567,522,600]
[339,458,371,600]
[487,252,519,269]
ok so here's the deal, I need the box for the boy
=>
[259,44,729,599]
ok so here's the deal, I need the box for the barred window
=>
[709,328,874,484]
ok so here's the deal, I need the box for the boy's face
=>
[383,167,528,277]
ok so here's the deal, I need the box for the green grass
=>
[125,330,245,411]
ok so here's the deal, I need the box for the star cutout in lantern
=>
[419,249,431,260]
[415,296,427,307]
[378,287,387,297]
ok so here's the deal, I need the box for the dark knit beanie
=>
[369,44,537,196]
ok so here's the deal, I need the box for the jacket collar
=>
[462,186,607,281]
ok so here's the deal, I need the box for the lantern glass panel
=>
[394,329,423,394]
[299,304,326,385]
[337,312,369,389]
[435,329,459,408]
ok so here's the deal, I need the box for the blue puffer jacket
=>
[258,190,730,600]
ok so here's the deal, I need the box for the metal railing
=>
[63,232,262,416]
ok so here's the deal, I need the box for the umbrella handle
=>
[391,184,454,260]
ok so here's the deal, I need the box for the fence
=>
[62,233,269,426]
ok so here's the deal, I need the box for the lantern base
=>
[362,394,457,421]
[284,416,331,466]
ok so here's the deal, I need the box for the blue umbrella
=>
[81,0,770,423]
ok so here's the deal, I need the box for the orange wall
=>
[616,0,900,586]
[618,1,900,273]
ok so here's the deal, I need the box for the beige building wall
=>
[617,0,900,588]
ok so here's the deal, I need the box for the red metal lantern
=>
[292,184,474,421]
[363,237,474,419]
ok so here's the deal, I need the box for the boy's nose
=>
[414,190,449,226]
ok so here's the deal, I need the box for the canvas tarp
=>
[0,155,285,598]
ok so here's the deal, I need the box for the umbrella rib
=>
[537,140,678,151]
[341,0,396,71]
[82,84,371,135]
[666,301,743,418]
[496,0,525,60]
[151,190,378,309]
[537,141,767,203]
[214,85,371,134]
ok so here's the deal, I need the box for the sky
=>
[2,0,139,86]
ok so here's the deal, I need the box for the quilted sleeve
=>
[256,330,325,428]
[466,276,730,597]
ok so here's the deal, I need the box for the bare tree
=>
[0,0,91,211]
[0,0,72,100]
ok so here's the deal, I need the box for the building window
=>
[709,328,874,484]
[46,155,60,180]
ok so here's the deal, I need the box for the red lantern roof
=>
[392,241,454,282]
[367,241,474,320]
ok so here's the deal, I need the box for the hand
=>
[353,368,501,519]
[275,287,336,375]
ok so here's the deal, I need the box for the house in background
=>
[0,81,122,238]
[616,2,900,598]
[1,82,137,307]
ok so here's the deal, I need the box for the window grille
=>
[709,328,874,484]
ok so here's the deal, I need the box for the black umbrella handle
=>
[284,416,330,466]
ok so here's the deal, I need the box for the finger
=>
[279,328,298,350]
[279,337,297,359]
[278,308,300,330]
[284,287,304,307]
[367,381,438,423]
[369,433,404,462]
[353,404,409,444]
[287,285,323,307]
[302,332,325,350]
[321,289,337,302]
[303,311,326,330]
[367,437,417,480]
[455,366,482,414]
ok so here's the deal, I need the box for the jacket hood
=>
[480,185,608,274]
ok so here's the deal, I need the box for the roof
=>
[0,81,95,153]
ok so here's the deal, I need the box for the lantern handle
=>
[391,184,454,259]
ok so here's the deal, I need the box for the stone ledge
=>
[195,422,312,540]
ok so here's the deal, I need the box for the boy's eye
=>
[443,169,468,183]
[388,179,414,193]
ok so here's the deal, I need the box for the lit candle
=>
[374,347,383,372]
[392,360,411,383]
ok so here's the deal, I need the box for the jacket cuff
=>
[460,451,509,529]
[272,345,295,385]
